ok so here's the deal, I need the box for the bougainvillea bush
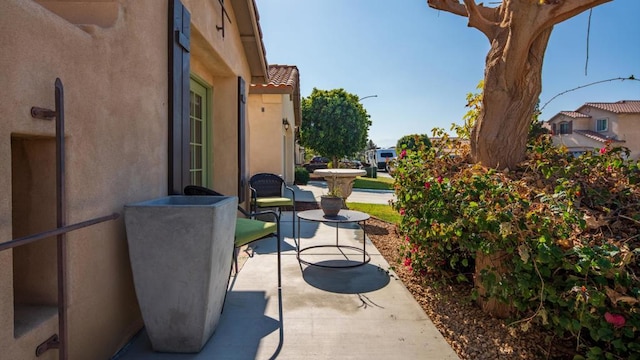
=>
[393,133,640,359]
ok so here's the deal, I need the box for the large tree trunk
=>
[471,26,552,169]
[426,0,612,317]
[475,250,514,318]
[426,0,611,169]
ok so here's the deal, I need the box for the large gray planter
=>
[124,195,238,353]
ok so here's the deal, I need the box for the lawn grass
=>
[352,176,394,190]
[346,202,400,224]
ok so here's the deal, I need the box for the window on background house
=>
[189,78,210,186]
[559,122,571,135]
[596,118,608,132]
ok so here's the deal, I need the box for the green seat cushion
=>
[254,197,293,208]
[234,218,277,247]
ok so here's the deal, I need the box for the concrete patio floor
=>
[112,185,457,360]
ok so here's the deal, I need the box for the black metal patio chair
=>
[249,173,295,243]
[184,185,282,288]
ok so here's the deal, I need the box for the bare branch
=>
[427,0,469,17]
[462,0,500,39]
[427,0,501,39]
[537,0,612,32]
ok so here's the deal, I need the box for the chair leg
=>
[277,229,281,289]
[221,250,235,314]
[233,247,239,275]
[292,204,296,243]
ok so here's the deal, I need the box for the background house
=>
[1,0,272,358]
[248,65,301,185]
[546,100,640,159]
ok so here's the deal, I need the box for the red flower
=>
[604,312,626,328]
[399,149,407,159]
[405,235,410,243]
[399,208,405,216]
[437,176,443,184]
[600,147,607,154]
[424,182,431,190]
[403,257,412,267]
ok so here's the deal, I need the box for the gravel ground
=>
[363,217,578,360]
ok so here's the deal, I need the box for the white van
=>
[365,148,397,172]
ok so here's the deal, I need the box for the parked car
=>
[339,159,363,169]
[303,156,329,172]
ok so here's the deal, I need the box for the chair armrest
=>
[238,207,280,224]
[284,185,296,204]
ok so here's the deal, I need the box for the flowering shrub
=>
[393,133,640,359]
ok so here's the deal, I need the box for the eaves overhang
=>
[231,0,268,84]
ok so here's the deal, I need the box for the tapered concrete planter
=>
[124,195,238,353]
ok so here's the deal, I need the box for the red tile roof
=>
[250,65,299,92]
[574,130,625,143]
[559,111,590,118]
[250,65,302,126]
[267,65,299,88]
[583,100,640,114]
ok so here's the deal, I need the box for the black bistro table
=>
[296,209,371,268]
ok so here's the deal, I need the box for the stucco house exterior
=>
[546,100,640,159]
[0,0,275,358]
[249,64,301,185]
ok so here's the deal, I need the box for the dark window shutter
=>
[568,121,573,134]
[551,123,556,135]
[237,76,246,202]
[168,0,191,195]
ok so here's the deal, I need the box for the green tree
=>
[300,88,372,167]
[396,134,432,151]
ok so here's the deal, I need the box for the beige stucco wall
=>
[581,108,640,159]
[549,108,640,159]
[282,94,296,184]
[548,115,591,130]
[551,134,602,153]
[1,0,258,359]
[612,113,640,159]
[248,93,296,184]
[186,0,256,202]
[1,1,165,359]
[582,108,617,140]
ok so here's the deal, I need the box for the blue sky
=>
[257,0,640,148]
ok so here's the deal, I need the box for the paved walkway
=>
[293,181,395,205]
[112,182,457,360]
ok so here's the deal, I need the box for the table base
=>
[297,244,371,268]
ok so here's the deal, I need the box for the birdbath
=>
[314,168,366,200]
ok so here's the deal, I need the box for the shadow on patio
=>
[113,209,457,360]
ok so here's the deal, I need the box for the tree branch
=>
[427,0,469,17]
[427,0,500,39]
[537,0,612,33]
[462,0,500,39]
